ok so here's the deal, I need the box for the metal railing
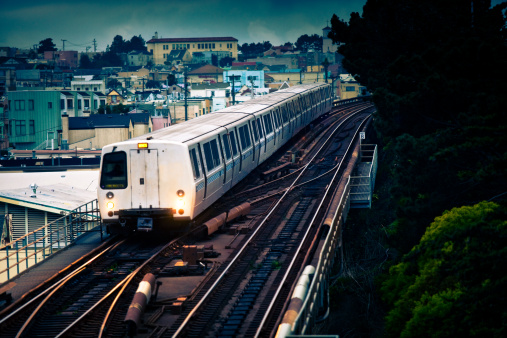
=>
[290,176,351,335]
[0,199,102,283]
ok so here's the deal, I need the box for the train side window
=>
[251,120,259,141]
[203,139,221,170]
[256,119,263,138]
[222,134,231,160]
[210,139,221,167]
[229,131,239,156]
[263,114,273,135]
[238,124,251,149]
[189,148,200,179]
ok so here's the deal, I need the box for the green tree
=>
[79,54,93,69]
[112,103,130,114]
[37,38,57,53]
[107,78,121,89]
[126,35,147,52]
[145,80,160,89]
[381,201,507,337]
[330,0,507,251]
[295,34,322,52]
[219,56,235,68]
[97,104,111,114]
[109,35,126,54]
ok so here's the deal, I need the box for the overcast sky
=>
[0,0,367,52]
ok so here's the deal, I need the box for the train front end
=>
[98,140,195,233]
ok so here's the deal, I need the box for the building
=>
[71,79,106,94]
[339,74,367,99]
[190,83,231,111]
[223,70,265,90]
[0,67,16,97]
[147,33,238,65]
[62,113,152,149]
[166,50,192,66]
[6,90,107,150]
[187,64,224,84]
[43,51,79,69]
[123,50,153,67]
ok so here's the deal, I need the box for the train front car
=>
[98,140,195,234]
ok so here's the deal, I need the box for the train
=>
[97,82,333,233]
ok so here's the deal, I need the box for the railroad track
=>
[0,100,374,337]
[168,103,374,337]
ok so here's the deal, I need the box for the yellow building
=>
[339,74,368,100]
[147,34,238,65]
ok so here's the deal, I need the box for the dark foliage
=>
[295,34,322,52]
[37,38,57,53]
[330,0,507,251]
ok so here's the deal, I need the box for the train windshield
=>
[100,151,128,189]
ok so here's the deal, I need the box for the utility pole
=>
[230,75,239,105]
[93,39,97,52]
[184,68,188,121]
[61,39,67,51]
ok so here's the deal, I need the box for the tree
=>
[381,202,507,337]
[165,74,176,86]
[295,34,322,52]
[109,35,126,54]
[211,54,218,67]
[112,103,130,114]
[145,80,160,89]
[219,56,235,68]
[79,54,93,69]
[107,78,121,89]
[126,35,147,52]
[37,38,57,53]
[329,0,507,251]
[97,104,111,114]
[238,41,272,59]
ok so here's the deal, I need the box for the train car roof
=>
[115,83,329,147]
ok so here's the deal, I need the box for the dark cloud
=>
[0,0,367,51]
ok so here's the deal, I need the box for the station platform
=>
[1,229,109,305]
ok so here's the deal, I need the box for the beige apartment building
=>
[147,34,238,65]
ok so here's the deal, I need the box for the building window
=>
[15,100,25,111]
[29,120,35,135]
[94,87,97,91]
[67,98,73,109]
[187,44,190,49]
[345,86,355,92]
[28,99,34,110]
[15,120,26,136]
[84,99,90,109]
[78,100,82,109]
[85,87,89,91]
[61,99,65,109]
[48,102,52,109]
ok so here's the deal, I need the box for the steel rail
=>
[172,107,372,337]
[0,238,123,328]
[255,114,371,337]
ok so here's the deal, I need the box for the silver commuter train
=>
[97,82,333,233]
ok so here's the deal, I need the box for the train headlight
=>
[177,190,185,197]
[176,198,185,209]
[106,191,114,199]
[106,201,115,209]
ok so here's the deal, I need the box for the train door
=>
[249,119,260,166]
[262,112,275,157]
[189,146,205,210]
[129,149,159,209]
[219,131,234,191]
[201,136,224,204]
